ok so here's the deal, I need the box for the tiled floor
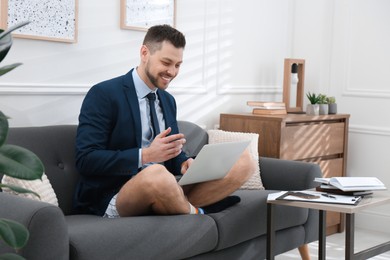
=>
[277,228,390,259]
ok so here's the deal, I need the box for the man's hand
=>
[180,158,194,174]
[142,127,186,164]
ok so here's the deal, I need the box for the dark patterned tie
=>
[146,92,160,138]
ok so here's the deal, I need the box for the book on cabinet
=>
[247,101,286,115]
[252,108,287,115]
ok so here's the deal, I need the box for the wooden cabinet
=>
[220,113,350,234]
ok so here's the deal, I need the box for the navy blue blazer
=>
[73,69,188,216]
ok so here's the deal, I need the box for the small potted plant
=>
[327,96,337,114]
[305,92,320,115]
[317,94,328,115]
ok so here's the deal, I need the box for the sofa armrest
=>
[0,192,69,260]
[260,157,322,191]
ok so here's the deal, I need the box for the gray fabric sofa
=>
[0,121,321,259]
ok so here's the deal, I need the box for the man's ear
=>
[140,45,149,61]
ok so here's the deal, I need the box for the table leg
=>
[318,210,326,260]
[345,213,355,260]
[267,203,275,260]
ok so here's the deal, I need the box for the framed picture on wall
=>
[120,0,176,31]
[0,0,78,43]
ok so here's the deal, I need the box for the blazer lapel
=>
[122,69,142,147]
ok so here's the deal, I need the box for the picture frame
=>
[282,58,305,113]
[0,0,8,28]
[120,0,176,31]
[0,0,78,43]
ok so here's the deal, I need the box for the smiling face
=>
[138,40,184,91]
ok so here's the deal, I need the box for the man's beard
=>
[145,63,170,89]
[146,70,160,89]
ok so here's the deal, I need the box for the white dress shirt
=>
[132,68,165,168]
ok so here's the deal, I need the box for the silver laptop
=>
[178,140,251,186]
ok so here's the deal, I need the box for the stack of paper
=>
[314,177,386,195]
[267,190,362,205]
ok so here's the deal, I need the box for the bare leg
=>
[184,149,256,207]
[116,164,190,216]
[116,149,256,216]
[298,244,311,260]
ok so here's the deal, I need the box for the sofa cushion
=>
[207,189,309,250]
[178,121,208,157]
[66,214,218,260]
[1,172,59,206]
[6,125,79,215]
[207,129,264,190]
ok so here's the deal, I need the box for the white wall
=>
[0,0,293,128]
[330,0,390,233]
[1,0,389,232]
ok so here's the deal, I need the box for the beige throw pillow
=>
[1,172,59,206]
[207,129,264,190]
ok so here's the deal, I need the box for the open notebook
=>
[314,177,386,191]
[178,140,250,186]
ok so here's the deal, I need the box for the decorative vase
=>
[328,103,337,114]
[319,104,328,115]
[306,104,319,115]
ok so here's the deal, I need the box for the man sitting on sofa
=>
[73,24,256,218]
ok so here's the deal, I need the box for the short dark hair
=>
[143,24,186,53]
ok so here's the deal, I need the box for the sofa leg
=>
[298,244,310,260]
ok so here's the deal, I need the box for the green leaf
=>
[0,63,22,77]
[0,22,31,41]
[0,111,9,147]
[0,253,26,260]
[0,183,40,199]
[0,219,29,250]
[0,21,30,65]
[306,92,320,104]
[0,32,12,64]
[0,145,44,180]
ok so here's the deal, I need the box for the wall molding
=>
[0,82,209,95]
[343,88,390,99]
[0,82,282,95]
[0,83,90,95]
[339,0,390,100]
[169,84,208,94]
[217,85,282,95]
[349,124,390,137]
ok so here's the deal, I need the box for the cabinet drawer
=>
[281,122,345,160]
[317,158,344,178]
[303,157,344,178]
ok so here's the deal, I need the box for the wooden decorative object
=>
[282,58,305,113]
[121,0,176,31]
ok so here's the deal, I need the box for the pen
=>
[321,193,336,199]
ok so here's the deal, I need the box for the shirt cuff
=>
[138,148,143,168]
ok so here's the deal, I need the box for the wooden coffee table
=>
[266,192,390,260]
